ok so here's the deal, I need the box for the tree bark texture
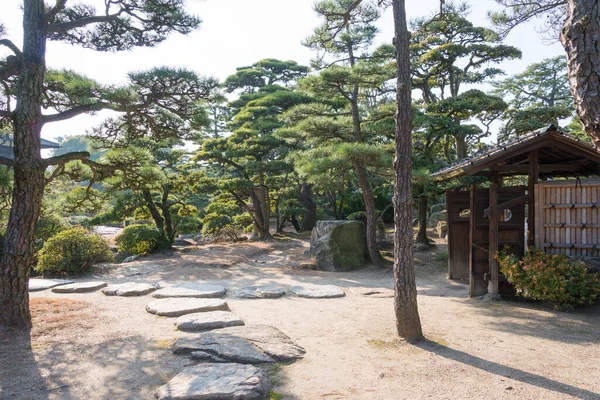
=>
[299,182,317,232]
[353,162,385,267]
[0,0,46,328]
[562,0,600,147]
[392,0,424,342]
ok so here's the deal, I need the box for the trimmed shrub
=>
[115,224,168,255]
[35,227,114,276]
[34,214,69,252]
[498,247,600,309]
[347,211,367,223]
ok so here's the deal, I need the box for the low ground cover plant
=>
[498,247,600,309]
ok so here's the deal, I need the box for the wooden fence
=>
[534,179,600,257]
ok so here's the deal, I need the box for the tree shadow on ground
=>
[0,328,50,400]
[1,332,190,399]
[415,340,600,399]
[460,297,600,344]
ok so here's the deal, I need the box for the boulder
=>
[310,220,366,271]
[155,363,269,400]
[430,203,445,214]
[436,220,448,239]
[429,210,447,227]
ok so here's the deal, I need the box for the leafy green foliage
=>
[498,247,600,309]
[35,227,114,276]
[34,214,69,252]
[490,0,567,41]
[201,198,253,241]
[115,224,168,255]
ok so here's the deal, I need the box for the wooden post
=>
[469,185,476,297]
[528,150,539,246]
[488,182,499,295]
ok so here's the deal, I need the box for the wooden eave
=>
[432,127,600,182]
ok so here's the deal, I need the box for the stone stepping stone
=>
[29,279,73,292]
[146,298,229,317]
[173,334,274,364]
[175,311,244,332]
[152,283,226,299]
[102,282,157,297]
[155,363,269,400]
[234,285,286,299]
[175,324,305,362]
[290,284,345,299]
[52,281,108,293]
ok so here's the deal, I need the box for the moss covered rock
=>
[310,221,366,271]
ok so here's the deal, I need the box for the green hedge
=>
[115,224,168,255]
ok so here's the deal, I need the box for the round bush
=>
[35,227,114,276]
[498,247,600,309]
[115,224,167,255]
[35,214,69,251]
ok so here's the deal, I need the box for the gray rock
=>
[430,203,445,214]
[256,286,286,298]
[101,282,157,297]
[174,334,274,364]
[436,220,448,239]
[234,286,286,299]
[310,220,367,272]
[155,363,269,400]
[153,283,226,299]
[175,311,244,332]
[291,284,345,299]
[216,325,306,362]
[28,279,73,292]
[189,350,228,363]
[52,281,108,293]
[429,210,447,227]
[173,238,194,246]
[122,255,140,263]
[147,298,229,317]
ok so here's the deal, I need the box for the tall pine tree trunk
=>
[392,0,423,342]
[0,0,46,328]
[299,182,317,232]
[416,196,430,245]
[562,0,600,147]
[354,162,384,267]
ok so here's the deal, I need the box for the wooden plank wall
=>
[535,180,600,256]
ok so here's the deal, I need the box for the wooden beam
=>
[489,164,586,173]
[469,185,476,297]
[483,194,528,218]
[488,182,499,295]
[528,151,539,246]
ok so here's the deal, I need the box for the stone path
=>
[29,275,345,398]
[146,298,229,317]
[290,284,345,298]
[29,279,73,292]
[175,311,245,332]
[51,281,108,293]
[155,363,270,400]
[102,282,157,296]
[152,283,226,299]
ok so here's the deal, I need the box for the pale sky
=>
[1,0,564,141]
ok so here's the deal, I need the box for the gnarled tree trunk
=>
[562,0,600,147]
[0,0,46,328]
[392,0,423,342]
[299,182,317,232]
[354,162,384,267]
[416,196,430,245]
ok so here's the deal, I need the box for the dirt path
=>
[1,235,599,399]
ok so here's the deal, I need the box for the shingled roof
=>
[432,126,600,181]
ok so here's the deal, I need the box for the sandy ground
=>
[1,233,600,400]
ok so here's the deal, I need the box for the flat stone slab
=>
[29,279,73,292]
[290,284,345,299]
[52,281,108,293]
[234,286,286,299]
[153,283,226,299]
[156,363,269,400]
[147,298,229,317]
[176,324,305,362]
[175,311,244,332]
[174,334,274,364]
[102,282,157,297]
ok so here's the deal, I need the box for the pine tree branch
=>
[44,0,68,22]
[43,151,91,167]
[0,39,22,57]
[0,110,13,118]
[47,13,123,33]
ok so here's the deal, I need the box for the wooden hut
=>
[432,126,600,297]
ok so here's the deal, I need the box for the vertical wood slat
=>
[469,185,476,297]
[534,183,542,250]
[488,182,499,295]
